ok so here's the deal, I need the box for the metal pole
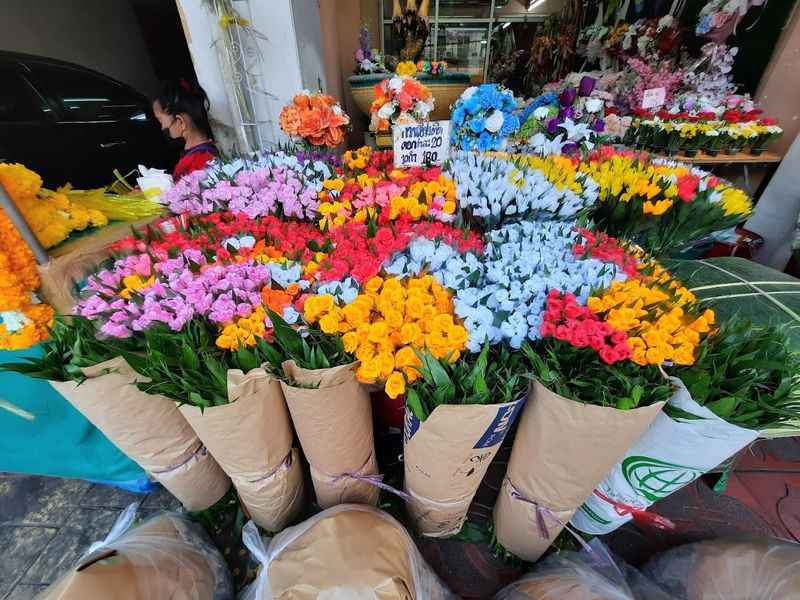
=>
[0,182,49,265]
[483,0,496,83]
[432,0,440,60]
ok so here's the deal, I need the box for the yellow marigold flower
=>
[368,321,389,343]
[385,371,406,399]
[319,313,340,335]
[356,342,376,362]
[672,344,696,366]
[378,352,395,378]
[342,332,359,354]
[432,313,454,333]
[365,276,384,294]
[357,357,381,384]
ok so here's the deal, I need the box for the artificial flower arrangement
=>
[624,108,782,156]
[369,62,434,133]
[415,60,447,76]
[580,146,753,256]
[696,0,767,41]
[512,76,607,155]
[354,25,387,74]
[4,130,785,559]
[450,84,520,152]
[279,91,350,148]
[580,16,683,71]
[0,163,107,249]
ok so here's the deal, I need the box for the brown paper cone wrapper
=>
[493,380,664,562]
[280,361,378,508]
[50,357,230,511]
[310,451,380,508]
[40,514,229,600]
[404,398,525,537]
[179,369,304,530]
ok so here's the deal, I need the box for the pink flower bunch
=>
[540,290,632,364]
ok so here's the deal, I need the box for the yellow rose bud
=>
[385,371,406,399]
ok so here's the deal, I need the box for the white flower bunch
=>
[448,151,598,228]
[316,277,360,305]
[452,221,626,352]
[383,238,482,290]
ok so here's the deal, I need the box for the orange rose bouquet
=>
[279,91,350,148]
[369,72,435,133]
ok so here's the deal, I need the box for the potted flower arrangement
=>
[368,62,435,147]
[450,84,520,152]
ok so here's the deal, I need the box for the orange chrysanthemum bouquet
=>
[279,91,350,148]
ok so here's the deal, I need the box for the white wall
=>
[0,0,158,95]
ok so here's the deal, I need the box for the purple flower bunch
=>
[76,250,272,339]
[165,164,319,220]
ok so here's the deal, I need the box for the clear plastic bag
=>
[239,504,458,600]
[494,539,673,600]
[644,538,800,600]
[39,503,232,600]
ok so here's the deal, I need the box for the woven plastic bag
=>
[494,539,673,600]
[239,504,457,600]
[39,503,232,600]
[644,538,800,600]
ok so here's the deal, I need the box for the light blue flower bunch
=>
[450,84,520,152]
[316,277,360,305]
[383,238,482,290]
[452,221,627,352]
[448,151,598,229]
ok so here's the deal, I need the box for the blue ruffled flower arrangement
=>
[451,84,520,152]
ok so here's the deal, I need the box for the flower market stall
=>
[2,2,800,594]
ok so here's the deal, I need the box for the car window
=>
[26,62,145,122]
[0,66,46,123]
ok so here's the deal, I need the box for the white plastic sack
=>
[39,503,232,599]
[239,504,457,600]
[644,539,800,600]
[571,379,758,535]
[494,539,673,600]
[136,165,173,203]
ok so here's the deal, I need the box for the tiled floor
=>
[0,473,180,600]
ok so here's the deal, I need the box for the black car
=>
[0,51,177,188]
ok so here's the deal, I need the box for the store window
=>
[380,0,552,83]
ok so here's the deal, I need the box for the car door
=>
[0,60,62,184]
[21,60,171,188]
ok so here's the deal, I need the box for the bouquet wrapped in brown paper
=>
[39,503,232,600]
[113,321,305,529]
[263,309,379,508]
[2,318,231,511]
[644,539,800,599]
[50,357,231,512]
[403,346,527,537]
[492,343,672,562]
[281,360,379,508]
[178,368,305,532]
[240,504,458,600]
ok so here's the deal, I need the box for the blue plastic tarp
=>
[0,345,151,490]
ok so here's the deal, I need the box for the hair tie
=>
[179,78,193,93]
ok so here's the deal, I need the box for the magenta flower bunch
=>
[76,250,273,339]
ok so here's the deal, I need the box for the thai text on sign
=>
[393,121,451,168]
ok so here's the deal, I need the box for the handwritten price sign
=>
[641,87,666,110]
[393,121,451,168]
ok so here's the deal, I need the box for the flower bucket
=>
[571,379,758,535]
[280,361,379,508]
[50,357,230,511]
[492,380,665,562]
[179,368,305,531]
[404,397,526,537]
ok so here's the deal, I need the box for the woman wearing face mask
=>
[152,79,218,181]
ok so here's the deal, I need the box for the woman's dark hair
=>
[154,79,213,139]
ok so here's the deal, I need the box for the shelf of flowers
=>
[1,86,797,568]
